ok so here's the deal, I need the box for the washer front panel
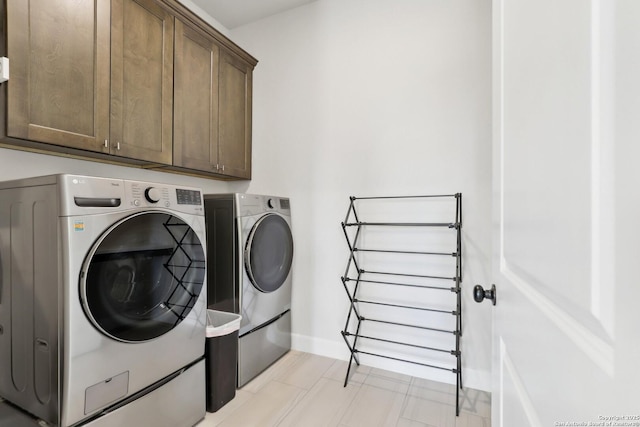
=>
[59,175,207,427]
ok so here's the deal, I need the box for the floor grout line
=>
[200,351,490,427]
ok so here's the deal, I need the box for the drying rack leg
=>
[343,350,361,387]
[341,319,363,387]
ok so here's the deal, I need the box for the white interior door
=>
[491,0,640,425]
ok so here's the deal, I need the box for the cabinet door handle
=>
[103,139,108,148]
[221,164,225,172]
[116,142,121,151]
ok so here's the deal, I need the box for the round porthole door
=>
[80,212,205,342]
[245,213,294,293]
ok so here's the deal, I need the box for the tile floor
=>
[197,351,491,427]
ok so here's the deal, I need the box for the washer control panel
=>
[60,175,204,216]
[176,188,202,205]
[126,181,203,214]
[129,183,172,208]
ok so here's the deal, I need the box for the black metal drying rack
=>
[340,194,463,416]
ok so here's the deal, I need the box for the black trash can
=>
[205,309,242,412]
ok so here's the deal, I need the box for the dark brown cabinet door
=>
[174,23,253,179]
[110,0,174,165]
[173,20,220,172]
[218,51,253,179]
[6,0,111,153]
[7,0,173,165]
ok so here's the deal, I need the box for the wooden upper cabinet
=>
[6,0,173,165]
[218,50,253,179]
[173,20,220,172]
[174,21,254,179]
[6,0,111,153]
[5,0,255,177]
[111,0,174,164]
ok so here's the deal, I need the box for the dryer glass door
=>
[81,212,205,342]
[245,213,294,293]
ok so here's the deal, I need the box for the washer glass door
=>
[245,213,294,293]
[81,212,205,342]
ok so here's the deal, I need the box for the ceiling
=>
[188,0,317,29]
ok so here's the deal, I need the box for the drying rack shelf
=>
[163,217,206,322]
[340,194,463,416]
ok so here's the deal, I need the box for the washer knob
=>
[267,198,276,209]
[144,187,161,203]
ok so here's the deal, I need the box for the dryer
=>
[0,175,207,427]
[204,194,293,386]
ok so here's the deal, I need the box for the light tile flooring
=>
[197,351,491,427]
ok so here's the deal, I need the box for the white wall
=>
[228,0,493,390]
[0,0,493,391]
[175,0,231,37]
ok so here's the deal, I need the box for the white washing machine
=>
[204,194,293,386]
[0,174,207,427]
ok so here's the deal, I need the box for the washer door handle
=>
[74,197,121,208]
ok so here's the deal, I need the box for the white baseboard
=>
[291,332,491,392]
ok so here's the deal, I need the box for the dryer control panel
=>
[237,194,291,218]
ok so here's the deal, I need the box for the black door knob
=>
[473,284,497,306]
